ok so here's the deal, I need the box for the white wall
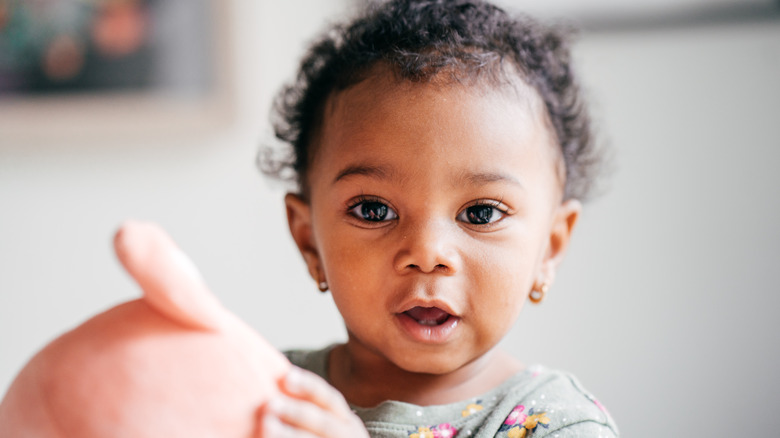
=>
[1,2,779,437]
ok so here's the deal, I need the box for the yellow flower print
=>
[507,425,527,438]
[461,403,484,417]
[522,412,551,430]
[409,426,435,438]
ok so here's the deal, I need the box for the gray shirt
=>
[285,346,618,438]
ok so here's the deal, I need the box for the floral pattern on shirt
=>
[499,405,550,438]
[504,404,528,425]
[461,401,484,417]
[408,423,457,438]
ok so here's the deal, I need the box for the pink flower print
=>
[504,405,527,426]
[433,423,457,438]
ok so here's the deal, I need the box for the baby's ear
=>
[114,221,227,332]
[284,193,320,281]
[540,199,581,282]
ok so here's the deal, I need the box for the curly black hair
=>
[261,0,601,201]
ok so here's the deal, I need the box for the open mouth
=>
[404,306,452,326]
[396,306,460,343]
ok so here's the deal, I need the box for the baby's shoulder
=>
[490,366,618,437]
[283,345,332,380]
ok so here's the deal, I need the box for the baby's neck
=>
[327,344,524,408]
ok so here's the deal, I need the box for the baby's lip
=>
[394,300,462,343]
[396,299,459,319]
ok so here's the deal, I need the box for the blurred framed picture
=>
[0,0,233,142]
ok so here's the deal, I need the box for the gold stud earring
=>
[314,264,328,292]
[317,280,329,292]
[529,282,549,304]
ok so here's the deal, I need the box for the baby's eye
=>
[349,200,398,222]
[457,204,506,225]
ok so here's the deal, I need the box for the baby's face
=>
[292,69,575,375]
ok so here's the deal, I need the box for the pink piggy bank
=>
[0,221,290,437]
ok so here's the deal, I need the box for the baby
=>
[258,0,618,437]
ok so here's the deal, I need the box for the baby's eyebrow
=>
[332,165,522,188]
[458,171,523,188]
[333,164,393,184]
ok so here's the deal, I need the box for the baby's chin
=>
[384,345,485,376]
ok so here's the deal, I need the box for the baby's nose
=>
[392,219,460,275]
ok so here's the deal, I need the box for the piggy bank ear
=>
[114,221,226,332]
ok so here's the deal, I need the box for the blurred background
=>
[1,0,778,436]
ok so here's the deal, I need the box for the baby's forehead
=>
[323,62,548,128]
[310,63,565,189]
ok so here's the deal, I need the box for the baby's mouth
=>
[403,306,452,326]
[396,304,460,343]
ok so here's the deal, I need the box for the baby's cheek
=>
[324,238,387,293]
[468,259,528,332]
